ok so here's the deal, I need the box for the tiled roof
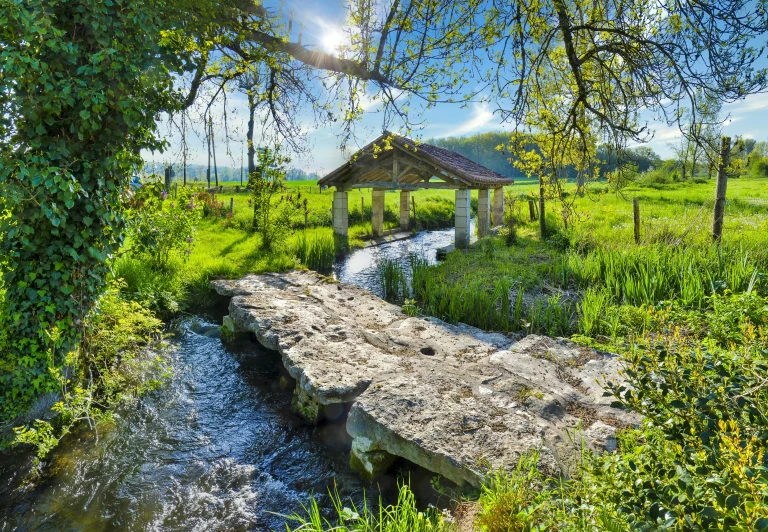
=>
[319,131,514,188]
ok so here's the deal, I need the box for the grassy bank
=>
[288,176,768,530]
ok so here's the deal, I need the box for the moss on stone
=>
[349,448,396,481]
[291,387,323,424]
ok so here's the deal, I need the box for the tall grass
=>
[567,244,763,308]
[282,482,451,532]
[378,258,408,302]
[295,231,336,274]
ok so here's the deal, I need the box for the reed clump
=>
[295,231,337,274]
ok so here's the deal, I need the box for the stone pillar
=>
[492,187,505,226]
[455,189,471,249]
[332,190,348,238]
[399,190,410,230]
[372,189,385,237]
[477,189,490,238]
[292,386,323,424]
[349,435,397,481]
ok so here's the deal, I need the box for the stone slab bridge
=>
[213,272,637,487]
[318,131,514,248]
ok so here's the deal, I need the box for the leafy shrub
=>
[194,190,228,218]
[250,147,307,251]
[13,282,168,458]
[127,182,201,267]
[596,337,768,530]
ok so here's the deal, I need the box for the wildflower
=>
[161,190,168,200]
[227,212,234,219]
[170,202,175,208]
[186,237,194,244]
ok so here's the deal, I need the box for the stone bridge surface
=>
[211,271,636,488]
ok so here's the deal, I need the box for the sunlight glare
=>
[321,27,345,52]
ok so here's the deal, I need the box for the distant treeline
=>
[141,163,321,182]
[426,131,665,179]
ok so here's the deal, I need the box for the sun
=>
[321,27,345,52]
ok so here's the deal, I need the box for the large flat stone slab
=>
[211,271,635,487]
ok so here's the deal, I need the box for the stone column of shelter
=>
[455,189,471,248]
[399,190,411,231]
[372,189,385,237]
[332,189,348,238]
[477,189,491,238]
[492,187,505,226]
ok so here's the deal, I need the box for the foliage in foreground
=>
[12,283,168,459]
[287,330,768,531]
[282,482,451,532]
[0,0,191,423]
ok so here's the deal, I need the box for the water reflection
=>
[335,223,474,297]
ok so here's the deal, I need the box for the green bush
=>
[126,182,201,267]
[13,282,168,458]
[595,337,768,530]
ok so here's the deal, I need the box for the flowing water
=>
[0,228,457,531]
[335,225,471,294]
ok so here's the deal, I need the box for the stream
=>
[0,227,457,531]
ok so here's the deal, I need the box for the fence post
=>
[411,196,417,228]
[229,197,234,215]
[528,199,536,221]
[712,136,731,243]
[633,198,640,245]
[361,196,365,224]
[304,209,308,229]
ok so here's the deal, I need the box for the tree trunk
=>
[206,117,211,189]
[182,113,187,186]
[712,136,731,243]
[247,91,256,175]
[211,118,219,188]
[691,145,699,178]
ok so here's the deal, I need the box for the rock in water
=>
[211,272,636,487]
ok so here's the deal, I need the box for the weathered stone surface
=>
[211,271,635,488]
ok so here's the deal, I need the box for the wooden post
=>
[229,197,234,215]
[712,136,731,243]
[304,209,308,229]
[411,196,417,228]
[361,196,365,224]
[528,199,536,222]
[633,198,640,245]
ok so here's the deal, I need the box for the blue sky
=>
[144,0,768,176]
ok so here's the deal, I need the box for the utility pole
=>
[182,112,187,186]
[206,114,211,189]
[210,117,219,188]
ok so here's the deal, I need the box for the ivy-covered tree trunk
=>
[0,0,186,422]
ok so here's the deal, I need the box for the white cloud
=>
[433,104,495,138]
[724,92,768,113]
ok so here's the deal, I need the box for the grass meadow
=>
[107,175,768,530]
